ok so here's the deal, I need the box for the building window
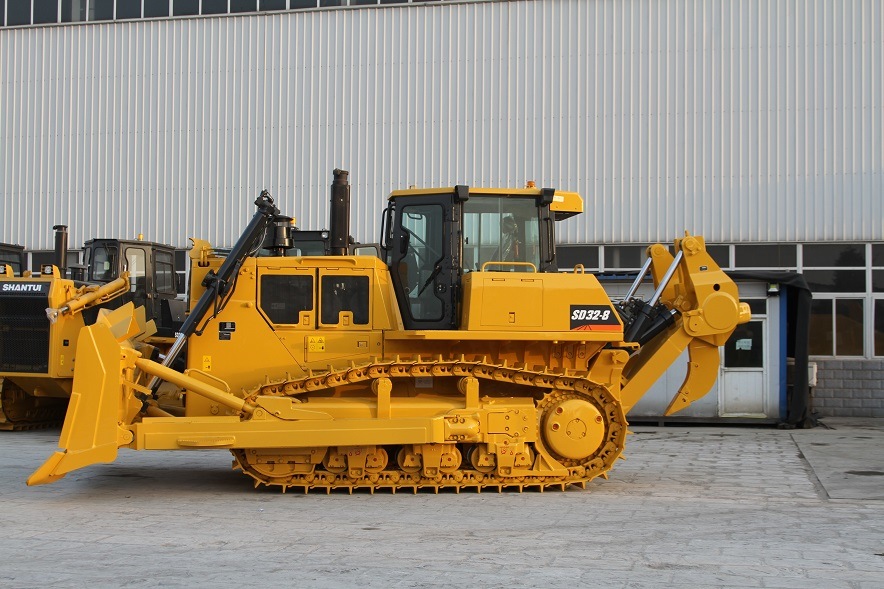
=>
[290,0,318,7]
[7,1,31,25]
[116,0,141,19]
[260,0,287,9]
[557,245,599,271]
[61,0,88,22]
[875,300,884,357]
[173,0,199,15]
[603,245,648,270]
[34,0,59,24]
[735,244,797,268]
[202,0,228,14]
[89,0,114,20]
[144,0,170,17]
[231,0,257,12]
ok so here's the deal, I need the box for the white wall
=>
[1,0,882,249]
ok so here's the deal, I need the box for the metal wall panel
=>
[1,0,882,249]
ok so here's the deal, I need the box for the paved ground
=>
[1,418,882,589]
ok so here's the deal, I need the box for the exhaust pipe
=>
[330,169,350,256]
[53,225,68,274]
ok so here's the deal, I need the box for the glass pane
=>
[803,243,865,267]
[261,275,313,324]
[260,0,287,8]
[89,0,114,20]
[803,270,866,293]
[62,0,88,22]
[125,248,147,293]
[809,299,833,356]
[0,0,4,26]
[604,246,647,270]
[231,0,257,11]
[202,0,228,14]
[291,0,317,7]
[321,275,369,325]
[34,0,59,24]
[875,300,884,357]
[874,244,884,267]
[463,196,540,272]
[155,251,175,294]
[144,0,170,17]
[352,0,378,4]
[117,0,142,19]
[401,204,444,321]
[724,321,764,368]
[835,299,864,356]
[7,1,31,25]
[320,0,344,6]
[744,299,767,316]
[89,246,118,281]
[875,270,884,293]
[734,244,797,268]
[174,0,200,15]
[706,245,730,269]
[556,245,599,270]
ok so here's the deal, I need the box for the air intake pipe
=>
[330,168,351,256]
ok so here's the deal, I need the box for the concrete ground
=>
[1,418,882,589]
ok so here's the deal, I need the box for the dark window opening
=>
[724,320,764,368]
[230,0,258,12]
[155,251,176,295]
[803,270,866,293]
[875,300,884,357]
[173,0,200,16]
[835,299,864,356]
[803,243,865,267]
[706,245,730,269]
[261,275,314,325]
[34,0,59,24]
[290,0,317,7]
[144,0,170,18]
[321,275,369,325]
[260,0,288,9]
[604,245,648,270]
[734,244,796,268]
[873,244,884,267]
[7,1,31,25]
[89,0,115,20]
[116,0,141,19]
[809,299,833,356]
[556,245,599,270]
[202,0,228,14]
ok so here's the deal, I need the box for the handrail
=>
[480,261,538,272]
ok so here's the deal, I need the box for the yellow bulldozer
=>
[29,170,749,492]
[0,228,186,430]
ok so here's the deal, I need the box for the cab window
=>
[260,275,313,324]
[89,245,118,281]
[321,275,369,325]
[463,196,540,271]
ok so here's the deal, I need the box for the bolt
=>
[556,407,564,415]
[552,423,560,431]
[596,416,603,423]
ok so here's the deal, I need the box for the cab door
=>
[389,194,461,330]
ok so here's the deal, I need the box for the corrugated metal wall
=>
[1,0,882,250]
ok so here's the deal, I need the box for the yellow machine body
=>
[29,185,750,492]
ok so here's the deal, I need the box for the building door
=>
[719,319,767,416]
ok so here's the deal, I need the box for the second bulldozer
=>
[29,170,750,492]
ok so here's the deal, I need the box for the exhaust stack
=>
[53,225,68,274]
[330,168,350,256]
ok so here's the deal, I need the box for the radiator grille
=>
[0,296,50,373]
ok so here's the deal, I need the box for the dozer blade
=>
[664,338,722,416]
[28,307,143,486]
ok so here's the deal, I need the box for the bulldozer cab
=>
[385,186,576,330]
[83,239,182,336]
